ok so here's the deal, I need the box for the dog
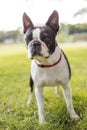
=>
[22,10,79,124]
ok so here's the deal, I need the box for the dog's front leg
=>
[62,82,80,120]
[35,87,45,124]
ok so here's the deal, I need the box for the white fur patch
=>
[33,28,40,40]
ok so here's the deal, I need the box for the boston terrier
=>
[22,10,79,124]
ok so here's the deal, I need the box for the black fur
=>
[29,75,34,92]
[62,50,71,79]
[40,26,57,55]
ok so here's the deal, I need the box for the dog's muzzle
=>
[31,41,41,57]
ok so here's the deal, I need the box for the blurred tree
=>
[0,30,23,43]
[74,7,87,16]
[74,0,87,16]
[67,24,87,34]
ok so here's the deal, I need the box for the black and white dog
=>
[23,10,79,123]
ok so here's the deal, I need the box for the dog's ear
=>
[23,13,33,33]
[46,10,59,33]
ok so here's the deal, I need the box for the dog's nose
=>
[31,41,41,57]
[32,41,41,49]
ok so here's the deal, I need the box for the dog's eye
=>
[25,33,32,44]
[25,37,32,44]
[43,38,50,44]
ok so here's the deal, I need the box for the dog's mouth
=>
[30,49,49,64]
[31,48,49,59]
[30,42,42,57]
[31,51,41,58]
[31,50,42,59]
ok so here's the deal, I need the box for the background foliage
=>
[0,23,87,43]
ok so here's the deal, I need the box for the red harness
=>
[35,53,62,68]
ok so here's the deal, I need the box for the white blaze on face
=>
[33,28,40,40]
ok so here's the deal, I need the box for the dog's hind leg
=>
[55,85,60,96]
[27,75,34,105]
[62,82,80,120]
[27,91,34,105]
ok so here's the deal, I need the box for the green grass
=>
[0,43,87,130]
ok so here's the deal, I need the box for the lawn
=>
[0,43,87,130]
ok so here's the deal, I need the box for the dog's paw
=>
[39,115,45,124]
[71,114,80,121]
[39,119,45,124]
[39,121,49,126]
